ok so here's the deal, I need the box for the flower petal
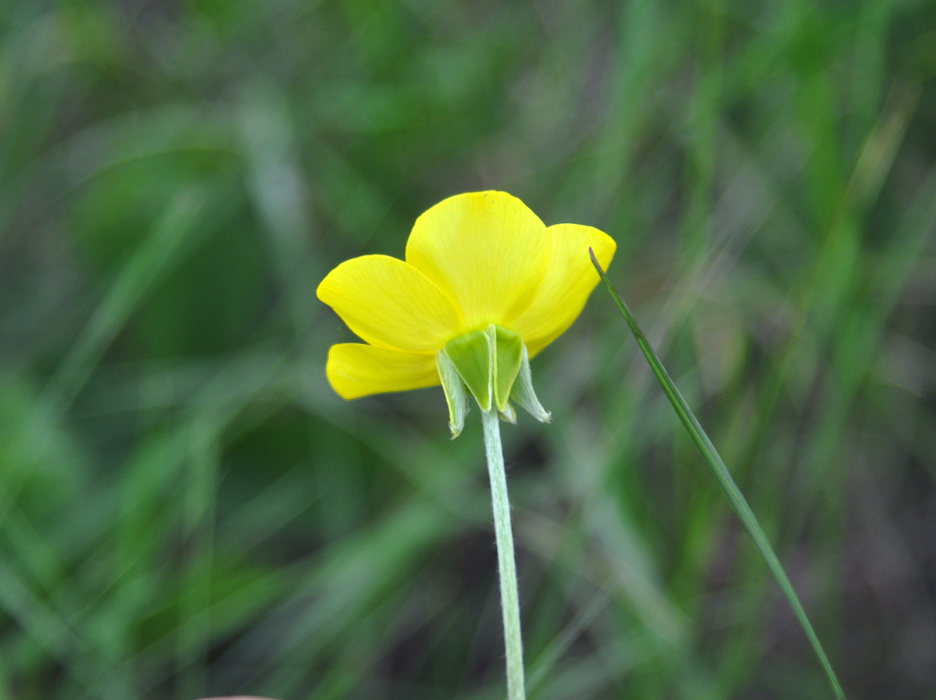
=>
[405,191,552,329]
[317,254,463,351]
[325,344,439,399]
[511,223,616,356]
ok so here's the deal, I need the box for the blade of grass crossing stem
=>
[589,249,845,699]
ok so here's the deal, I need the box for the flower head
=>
[317,191,615,434]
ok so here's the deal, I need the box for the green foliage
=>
[591,251,843,697]
[1,1,935,698]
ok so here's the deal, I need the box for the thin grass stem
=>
[590,249,845,700]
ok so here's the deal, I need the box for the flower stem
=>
[481,408,525,700]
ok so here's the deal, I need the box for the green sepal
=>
[488,325,523,413]
[510,343,551,423]
[441,324,549,428]
[443,330,492,412]
[436,350,470,438]
[499,401,517,424]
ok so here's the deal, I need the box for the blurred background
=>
[1,0,935,698]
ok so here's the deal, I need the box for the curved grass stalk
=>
[590,249,845,699]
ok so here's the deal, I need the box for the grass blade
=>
[590,249,845,699]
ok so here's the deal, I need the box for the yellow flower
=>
[317,191,616,431]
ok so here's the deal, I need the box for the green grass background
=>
[2,0,935,697]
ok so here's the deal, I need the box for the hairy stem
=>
[481,408,525,700]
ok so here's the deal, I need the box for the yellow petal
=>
[317,255,463,351]
[405,191,552,329]
[326,343,439,399]
[511,223,616,356]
